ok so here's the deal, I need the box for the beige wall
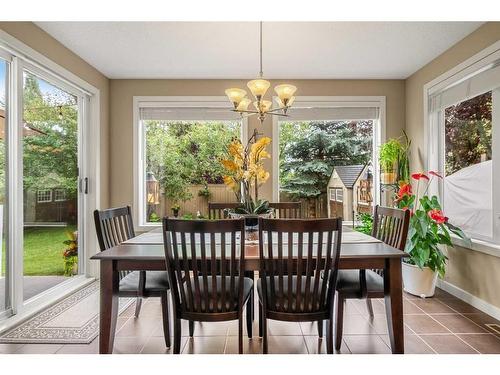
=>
[405,22,500,309]
[109,79,405,211]
[0,22,110,207]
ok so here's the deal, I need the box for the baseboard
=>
[437,279,500,321]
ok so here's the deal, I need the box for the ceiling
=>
[36,22,483,79]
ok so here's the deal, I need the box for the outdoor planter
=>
[402,261,438,298]
[381,171,397,184]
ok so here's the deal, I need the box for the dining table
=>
[91,226,408,354]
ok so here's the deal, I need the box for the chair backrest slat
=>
[371,205,410,251]
[258,218,342,314]
[163,218,245,315]
[269,202,302,219]
[208,202,240,219]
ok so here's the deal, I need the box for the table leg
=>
[383,257,404,354]
[99,260,119,354]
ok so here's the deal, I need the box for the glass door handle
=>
[79,177,89,194]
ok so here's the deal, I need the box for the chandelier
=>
[225,22,297,123]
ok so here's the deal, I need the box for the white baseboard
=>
[437,279,500,321]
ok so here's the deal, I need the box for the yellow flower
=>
[221,159,239,172]
[223,175,238,192]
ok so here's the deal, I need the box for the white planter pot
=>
[402,262,438,298]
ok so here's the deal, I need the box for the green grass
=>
[1,225,76,276]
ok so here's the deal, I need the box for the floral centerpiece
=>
[62,231,78,276]
[221,133,274,222]
[395,171,469,296]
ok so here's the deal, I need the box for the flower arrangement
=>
[221,134,273,215]
[62,231,78,276]
[395,171,468,277]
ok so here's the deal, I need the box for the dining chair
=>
[334,205,410,350]
[162,217,253,354]
[269,202,302,218]
[208,202,240,219]
[257,217,343,354]
[94,206,171,348]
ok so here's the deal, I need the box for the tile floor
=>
[1,287,500,354]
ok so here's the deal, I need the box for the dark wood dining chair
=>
[94,206,171,348]
[162,217,253,354]
[334,205,410,350]
[257,217,343,354]
[269,202,302,218]
[208,202,240,219]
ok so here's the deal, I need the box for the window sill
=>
[451,236,500,258]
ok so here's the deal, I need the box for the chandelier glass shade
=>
[225,22,297,123]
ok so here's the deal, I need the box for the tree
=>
[444,91,492,176]
[280,120,372,199]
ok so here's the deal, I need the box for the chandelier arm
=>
[232,109,260,115]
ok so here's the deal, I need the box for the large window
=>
[135,98,246,226]
[274,97,383,220]
[427,52,500,244]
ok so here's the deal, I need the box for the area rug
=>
[0,281,132,344]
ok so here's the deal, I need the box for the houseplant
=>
[395,171,469,297]
[62,231,78,276]
[379,139,402,184]
[221,134,273,232]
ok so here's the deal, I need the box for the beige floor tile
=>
[112,337,148,354]
[15,344,63,354]
[410,298,454,314]
[419,334,477,354]
[266,336,308,354]
[56,339,99,354]
[403,299,425,314]
[438,298,483,314]
[140,336,187,354]
[265,319,302,336]
[462,313,500,337]
[303,336,350,354]
[224,336,262,354]
[380,334,435,354]
[299,321,324,336]
[116,317,159,338]
[182,336,227,354]
[342,314,377,335]
[431,314,488,334]
[343,335,391,354]
[352,299,386,315]
[457,334,500,354]
[403,315,449,334]
[0,343,25,354]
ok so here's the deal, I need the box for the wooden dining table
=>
[91,227,408,354]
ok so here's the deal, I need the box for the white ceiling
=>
[36,22,483,79]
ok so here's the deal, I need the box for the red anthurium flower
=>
[396,183,412,200]
[428,209,448,224]
[412,172,429,181]
[429,171,443,179]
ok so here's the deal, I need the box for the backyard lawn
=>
[1,226,76,276]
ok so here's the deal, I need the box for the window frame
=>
[36,189,52,203]
[133,96,248,230]
[424,40,500,252]
[271,96,386,206]
[336,189,344,203]
[53,188,67,202]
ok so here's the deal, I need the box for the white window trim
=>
[133,96,248,231]
[54,189,66,202]
[336,189,344,203]
[424,40,500,257]
[271,96,386,204]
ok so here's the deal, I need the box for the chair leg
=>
[326,316,334,354]
[335,296,345,351]
[160,292,171,348]
[258,303,263,337]
[262,312,268,354]
[134,297,143,318]
[238,313,244,354]
[173,315,182,354]
[188,320,195,337]
[246,298,253,338]
[366,298,374,317]
[317,320,323,338]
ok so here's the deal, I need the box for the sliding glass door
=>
[22,70,83,301]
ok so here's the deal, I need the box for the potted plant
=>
[221,132,274,239]
[397,131,411,183]
[63,231,78,276]
[395,172,469,297]
[379,139,402,184]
